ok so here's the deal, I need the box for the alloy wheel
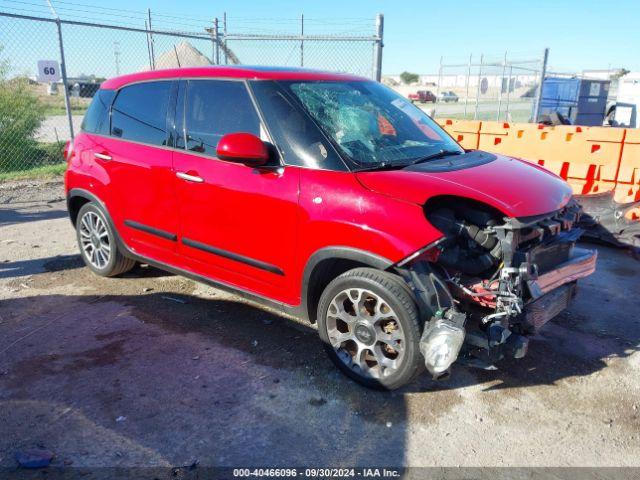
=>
[325,288,405,379]
[79,211,111,270]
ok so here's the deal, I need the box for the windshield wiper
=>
[355,149,464,172]
[409,149,463,166]
[355,161,410,172]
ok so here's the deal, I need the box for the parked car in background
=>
[65,66,596,390]
[438,91,459,102]
[408,90,436,103]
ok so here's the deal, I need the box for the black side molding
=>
[182,237,284,276]
[124,220,177,241]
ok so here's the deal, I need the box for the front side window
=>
[110,81,171,146]
[184,80,260,157]
[81,89,115,135]
[250,81,346,170]
[283,80,463,170]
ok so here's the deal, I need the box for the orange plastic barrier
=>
[478,122,542,158]
[470,121,628,196]
[437,119,481,150]
[615,129,640,203]
[437,118,640,205]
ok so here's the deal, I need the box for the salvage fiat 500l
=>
[65,66,597,389]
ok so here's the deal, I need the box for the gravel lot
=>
[0,179,639,470]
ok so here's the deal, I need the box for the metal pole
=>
[55,19,74,141]
[144,20,153,70]
[300,14,304,67]
[373,13,384,81]
[213,18,220,65]
[496,50,507,121]
[474,53,483,120]
[532,47,549,123]
[435,55,443,115]
[147,9,155,69]
[505,65,513,121]
[463,53,471,118]
[223,12,228,65]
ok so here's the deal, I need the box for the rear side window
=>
[111,81,171,146]
[81,89,114,135]
[184,80,260,156]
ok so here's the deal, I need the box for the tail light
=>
[63,140,74,162]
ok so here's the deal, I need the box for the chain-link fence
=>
[386,51,548,123]
[0,10,382,178]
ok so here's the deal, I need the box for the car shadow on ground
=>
[0,205,68,227]
[1,274,639,467]
[1,241,639,467]
[0,291,411,467]
[0,254,84,279]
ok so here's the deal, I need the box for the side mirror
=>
[216,132,269,167]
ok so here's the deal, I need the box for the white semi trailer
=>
[610,73,640,128]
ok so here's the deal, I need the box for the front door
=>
[172,79,300,303]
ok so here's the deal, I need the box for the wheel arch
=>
[67,188,112,227]
[301,247,394,324]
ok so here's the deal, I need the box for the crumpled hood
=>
[356,153,573,218]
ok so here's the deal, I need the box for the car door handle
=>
[176,171,204,183]
[94,152,112,161]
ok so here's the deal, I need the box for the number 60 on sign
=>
[37,60,61,82]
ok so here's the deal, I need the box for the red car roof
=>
[101,66,369,90]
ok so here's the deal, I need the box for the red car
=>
[65,66,597,389]
[408,90,436,103]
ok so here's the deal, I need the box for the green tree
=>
[400,71,419,85]
[0,46,47,172]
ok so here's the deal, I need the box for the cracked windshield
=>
[286,81,463,169]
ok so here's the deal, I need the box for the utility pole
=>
[213,17,220,65]
[223,12,228,65]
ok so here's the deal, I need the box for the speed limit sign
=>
[37,60,61,82]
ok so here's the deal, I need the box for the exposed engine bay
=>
[397,196,598,378]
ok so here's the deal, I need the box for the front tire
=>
[317,268,424,390]
[76,203,135,277]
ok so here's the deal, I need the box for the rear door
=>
[172,79,300,301]
[99,80,179,264]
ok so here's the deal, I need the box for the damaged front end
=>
[396,197,597,378]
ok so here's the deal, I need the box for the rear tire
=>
[76,203,135,277]
[317,268,424,390]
